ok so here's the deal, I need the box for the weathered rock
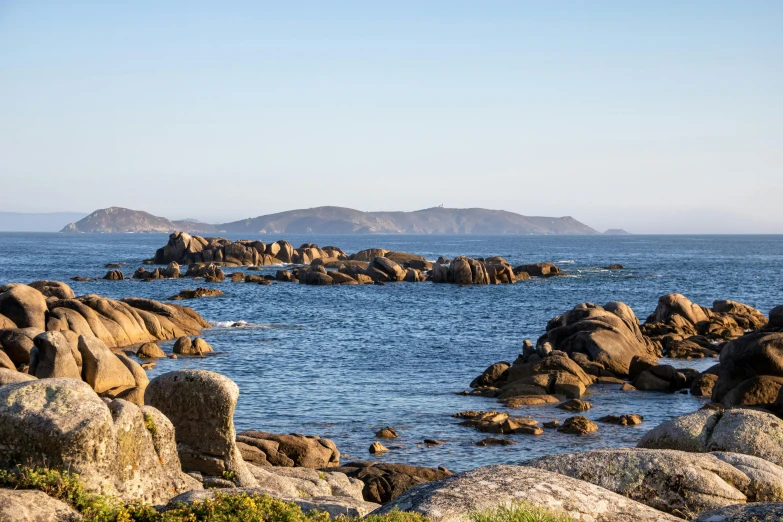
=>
[634,365,688,392]
[691,503,783,522]
[367,257,406,282]
[376,427,399,439]
[691,372,719,397]
[163,261,181,278]
[454,410,542,435]
[331,461,452,504]
[447,256,490,285]
[712,331,783,408]
[501,395,560,407]
[28,280,75,300]
[29,331,80,380]
[0,350,14,370]
[597,414,643,426]
[0,368,36,386]
[237,431,340,468]
[513,262,561,277]
[638,408,783,468]
[538,302,658,376]
[374,464,680,521]
[0,378,199,503]
[470,362,510,388]
[557,399,592,412]
[145,370,256,487]
[0,489,80,521]
[77,334,136,394]
[192,337,213,354]
[370,441,388,454]
[0,284,47,330]
[0,328,37,365]
[557,416,598,435]
[0,313,15,329]
[138,342,166,358]
[169,287,224,300]
[526,448,783,518]
[103,270,124,280]
[275,270,294,282]
[500,352,593,398]
[172,336,195,355]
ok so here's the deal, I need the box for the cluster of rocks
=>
[148,232,579,287]
[467,293,780,416]
[6,361,783,521]
[641,294,768,358]
[154,232,346,267]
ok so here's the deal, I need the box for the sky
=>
[1,1,781,233]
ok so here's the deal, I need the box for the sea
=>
[1,233,781,472]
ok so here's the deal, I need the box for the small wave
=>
[557,260,576,264]
[211,320,268,328]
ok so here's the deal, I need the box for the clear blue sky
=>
[1,1,781,232]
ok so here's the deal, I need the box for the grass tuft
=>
[470,501,574,522]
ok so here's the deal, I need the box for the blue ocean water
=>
[1,233,781,471]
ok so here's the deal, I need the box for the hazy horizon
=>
[1,2,781,233]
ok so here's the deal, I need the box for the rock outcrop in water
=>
[641,294,767,357]
[535,302,659,376]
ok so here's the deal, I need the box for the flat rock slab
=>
[374,464,679,522]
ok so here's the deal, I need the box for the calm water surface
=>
[1,233,781,471]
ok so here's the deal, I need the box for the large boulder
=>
[0,284,47,330]
[237,431,340,468]
[144,370,256,487]
[537,302,659,376]
[447,256,490,285]
[711,331,783,408]
[374,464,679,521]
[78,334,136,394]
[526,448,783,518]
[28,280,75,300]
[0,328,37,365]
[366,257,406,282]
[638,408,783,468]
[0,489,80,521]
[513,262,560,277]
[0,378,199,503]
[29,331,80,380]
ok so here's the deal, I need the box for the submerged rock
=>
[330,461,452,504]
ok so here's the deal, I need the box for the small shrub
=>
[143,414,158,437]
[470,501,574,522]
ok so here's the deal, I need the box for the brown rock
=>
[557,416,598,435]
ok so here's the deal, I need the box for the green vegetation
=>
[143,413,158,437]
[470,502,574,522]
[0,466,429,522]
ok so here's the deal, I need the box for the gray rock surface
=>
[0,368,36,386]
[0,377,198,503]
[0,489,80,521]
[690,502,783,521]
[145,370,256,487]
[374,464,679,521]
[525,448,783,518]
[639,408,783,468]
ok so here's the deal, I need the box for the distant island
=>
[60,207,217,234]
[603,229,631,235]
[60,206,600,235]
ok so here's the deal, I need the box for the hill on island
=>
[61,206,599,235]
[61,207,217,234]
[220,206,598,235]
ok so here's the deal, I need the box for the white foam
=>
[557,260,576,264]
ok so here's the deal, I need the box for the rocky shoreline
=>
[2,273,783,520]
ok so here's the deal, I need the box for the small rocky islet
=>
[2,235,783,520]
